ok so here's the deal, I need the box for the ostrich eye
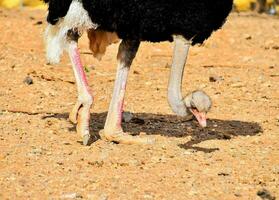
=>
[191,105,198,112]
[191,107,198,112]
[190,102,197,110]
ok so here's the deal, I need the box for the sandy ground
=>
[0,8,278,200]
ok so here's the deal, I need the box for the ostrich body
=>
[44,0,232,145]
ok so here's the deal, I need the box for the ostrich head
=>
[183,90,212,127]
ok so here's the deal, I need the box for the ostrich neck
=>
[167,36,192,117]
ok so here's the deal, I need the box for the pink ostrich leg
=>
[68,41,93,145]
[100,40,155,144]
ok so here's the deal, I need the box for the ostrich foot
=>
[69,101,82,124]
[76,107,91,145]
[69,102,94,146]
[99,129,155,145]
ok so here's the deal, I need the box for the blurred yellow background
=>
[0,0,46,9]
[234,0,275,11]
[0,0,277,12]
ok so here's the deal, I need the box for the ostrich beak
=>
[190,109,207,127]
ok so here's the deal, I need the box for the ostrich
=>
[43,0,232,145]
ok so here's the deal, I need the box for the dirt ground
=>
[0,8,278,200]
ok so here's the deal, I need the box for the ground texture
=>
[0,8,278,200]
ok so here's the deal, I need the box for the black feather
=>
[45,0,72,25]
[45,0,233,44]
[82,0,233,44]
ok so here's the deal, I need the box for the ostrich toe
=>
[99,129,155,145]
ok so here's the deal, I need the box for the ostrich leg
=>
[168,35,192,118]
[100,40,154,144]
[67,31,93,146]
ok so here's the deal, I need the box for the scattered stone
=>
[99,193,108,200]
[30,148,43,155]
[23,76,33,85]
[143,194,154,199]
[218,172,230,176]
[262,83,271,88]
[243,34,252,40]
[61,193,83,199]
[222,133,232,140]
[63,142,71,145]
[261,96,269,100]
[145,81,152,86]
[242,56,252,62]
[209,75,223,82]
[151,155,167,164]
[234,193,242,197]
[231,82,245,88]
[34,21,43,25]
[128,159,141,166]
[198,84,207,89]
[87,193,108,200]
[203,65,214,68]
[122,112,133,123]
[139,132,147,136]
[56,161,63,165]
[165,63,171,68]
[182,150,192,155]
[264,40,275,49]
[257,189,275,200]
[88,160,104,167]
[272,45,279,50]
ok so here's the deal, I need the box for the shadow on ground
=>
[42,111,263,152]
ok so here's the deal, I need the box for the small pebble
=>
[272,45,279,50]
[257,189,275,200]
[218,172,230,176]
[133,70,140,75]
[143,194,154,199]
[99,194,108,200]
[231,82,245,88]
[139,132,147,136]
[165,63,171,68]
[23,76,33,85]
[34,21,43,25]
[56,161,63,165]
[61,193,83,199]
[209,75,223,82]
[243,34,252,40]
[122,112,133,123]
[29,148,43,155]
[234,193,242,197]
